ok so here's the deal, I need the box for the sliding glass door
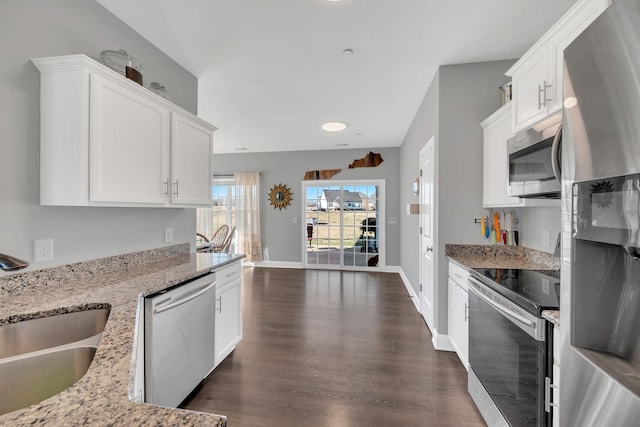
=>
[303,180,384,270]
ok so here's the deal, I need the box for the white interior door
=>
[419,138,435,332]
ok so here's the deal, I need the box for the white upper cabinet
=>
[506,0,611,132]
[32,54,215,207]
[170,111,214,206]
[482,103,559,208]
[482,103,524,208]
[89,73,170,204]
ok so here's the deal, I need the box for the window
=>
[196,173,262,261]
[196,178,234,244]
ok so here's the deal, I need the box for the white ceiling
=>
[97,0,577,154]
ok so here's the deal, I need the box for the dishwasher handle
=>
[153,281,216,314]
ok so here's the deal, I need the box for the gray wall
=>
[399,70,439,288]
[212,147,401,265]
[0,0,199,271]
[399,60,517,333]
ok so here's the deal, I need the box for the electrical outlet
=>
[164,228,173,243]
[34,239,53,262]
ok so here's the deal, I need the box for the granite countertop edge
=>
[0,249,245,426]
[445,243,561,270]
[542,310,560,327]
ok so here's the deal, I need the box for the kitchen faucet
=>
[0,252,29,271]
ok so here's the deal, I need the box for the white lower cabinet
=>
[214,262,243,367]
[448,261,469,369]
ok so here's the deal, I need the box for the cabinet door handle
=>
[542,80,552,106]
[538,83,544,109]
[173,180,179,197]
[464,303,469,321]
[163,180,169,197]
[217,296,222,313]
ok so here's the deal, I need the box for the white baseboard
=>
[431,328,454,352]
[384,265,401,273]
[244,260,304,269]
[398,267,421,313]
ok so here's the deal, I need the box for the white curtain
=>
[235,172,263,262]
[196,208,214,240]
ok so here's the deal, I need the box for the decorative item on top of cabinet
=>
[481,102,558,208]
[31,54,215,207]
[506,0,611,132]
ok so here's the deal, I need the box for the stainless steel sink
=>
[0,308,110,358]
[0,308,110,415]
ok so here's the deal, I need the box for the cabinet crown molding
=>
[31,54,217,132]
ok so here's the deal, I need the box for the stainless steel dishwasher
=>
[144,272,216,407]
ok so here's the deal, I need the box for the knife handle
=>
[514,230,519,246]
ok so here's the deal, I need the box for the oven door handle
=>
[468,278,536,330]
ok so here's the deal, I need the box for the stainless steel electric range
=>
[467,268,560,427]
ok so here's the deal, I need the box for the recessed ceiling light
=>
[322,121,348,132]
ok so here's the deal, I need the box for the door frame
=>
[419,137,437,333]
[301,179,385,271]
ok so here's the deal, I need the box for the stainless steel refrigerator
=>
[562,0,640,425]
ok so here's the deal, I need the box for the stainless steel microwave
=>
[507,113,562,198]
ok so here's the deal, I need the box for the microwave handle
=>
[551,125,562,182]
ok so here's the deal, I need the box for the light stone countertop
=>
[0,245,244,426]
[446,244,560,270]
[542,310,560,327]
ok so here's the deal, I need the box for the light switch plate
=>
[164,228,173,243]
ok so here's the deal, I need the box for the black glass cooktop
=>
[470,268,560,315]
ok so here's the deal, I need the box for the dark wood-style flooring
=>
[183,267,485,427]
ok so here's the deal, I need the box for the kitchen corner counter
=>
[446,244,560,270]
[542,310,560,327]
[0,245,245,426]
[447,244,561,327]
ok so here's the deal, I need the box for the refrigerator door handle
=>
[551,125,562,182]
